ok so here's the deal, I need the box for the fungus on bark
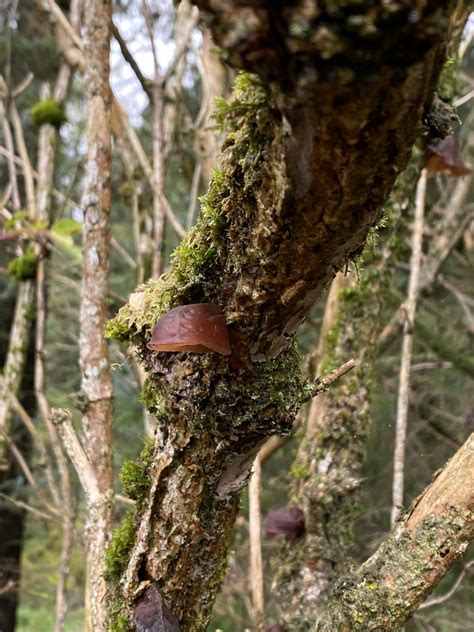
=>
[426,136,471,176]
[147,304,231,356]
[265,506,305,538]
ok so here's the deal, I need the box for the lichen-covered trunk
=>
[107,2,462,629]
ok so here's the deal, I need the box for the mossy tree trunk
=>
[107,2,469,630]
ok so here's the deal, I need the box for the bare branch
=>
[249,453,265,631]
[391,168,427,526]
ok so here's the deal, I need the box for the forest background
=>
[0,1,473,631]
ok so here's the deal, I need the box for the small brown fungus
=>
[147,303,231,356]
[265,506,305,538]
[426,136,471,177]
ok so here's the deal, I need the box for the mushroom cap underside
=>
[147,303,231,356]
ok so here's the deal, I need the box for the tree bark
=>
[107,1,466,629]
[315,432,474,631]
[80,1,114,629]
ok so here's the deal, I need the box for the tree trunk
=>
[107,2,466,629]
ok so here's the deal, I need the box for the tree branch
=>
[316,433,474,631]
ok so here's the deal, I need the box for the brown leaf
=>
[268,625,286,631]
[133,584,180,632]
[265,506,305,538]
[426,136,471,177]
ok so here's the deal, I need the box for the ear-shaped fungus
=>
[265,506,305,538]
[426,136,471,176]
[147,303,231,356]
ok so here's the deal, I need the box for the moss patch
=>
[8,247,37,281]
[105,510,137,581]
[30,98,67,128]
[120,438,155,503]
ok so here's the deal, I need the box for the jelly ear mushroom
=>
[147,304,231,356]
[426,136,471,177]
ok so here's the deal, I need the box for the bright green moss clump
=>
[30,98,67,128]
[120,438,154,502]
[8,247,37,281]
[105,510,136,581]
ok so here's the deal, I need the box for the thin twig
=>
[10,101,37,217]
[111,21,151,98]
[0,491,61,524]
[51,408,99,502]
[308,359,357,400]
[0,101,21,209]
[391,169,427,526]
[249,453,265,632]
[9,393,61,507]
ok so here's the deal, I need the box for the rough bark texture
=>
[315,432,474,631]
[80,1,114,629]
[272,165,415,630]
[106,2,460,629]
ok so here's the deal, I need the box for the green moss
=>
[437,57,465,103]
[230,344,307,430]
[118,182,134,199]
[105,510,136,581]
[140,379,169,421]
[107,71,280,347]
[30,98,67,128]
[120,438,154,503]
[8,247,37,281]
[105,273,177,344]
[108,599,132,632]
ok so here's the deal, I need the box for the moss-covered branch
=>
[315,433,474,631]
[105,2,461,629]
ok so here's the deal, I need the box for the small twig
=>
[391,169,426,526]
[3,434,60,516]
[0,146,81,210]
[10,101,37,217]
[308,359,357,399]
[111,21,151,98]
[51,408,100,502]
[162,3,199,83]
[0,101,21,209]
[111,236,137,270]
[115,493,135,506]
[0,491,60,524]
[249,453,265,632]
[9,393,62,511]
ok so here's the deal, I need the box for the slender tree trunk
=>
[80,1,114,628]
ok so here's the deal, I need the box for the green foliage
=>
[8,246,37,281]
[51,218,82,235]
[105,510,137,581]
[4,210,31,230]
[30,98,67,127]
